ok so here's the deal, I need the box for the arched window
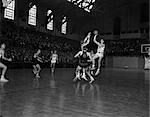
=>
[61,16,67,34]
[4,0,15,20]
[47,10,53,30]
[28,5,37,26]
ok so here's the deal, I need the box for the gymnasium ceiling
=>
[26,0,106,18]
[28,0,148,19]
[18,0,105,25]
[18,0,148,27]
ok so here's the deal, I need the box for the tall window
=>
[47,10,53,30]
[4,0,15,20]
[28,5,37,26]
[61,16,67,34]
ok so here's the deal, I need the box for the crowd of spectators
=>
[105,39,148,56]
[0,19,148,68]
[1,20,80,67]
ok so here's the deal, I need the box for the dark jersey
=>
[33,54,42,65]
[78,51,91,68]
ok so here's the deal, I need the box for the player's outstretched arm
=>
[83,32,91,47]
[74,51,81,58]
[1,52,12,61]
[93,37,101,46]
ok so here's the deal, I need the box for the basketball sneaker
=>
[0,76,9,82]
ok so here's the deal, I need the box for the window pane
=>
[4,0,15,20]
[47,21,53,30]
[61,16,67,34]
[28,5,37,26]
[47,10,53,30]
[47,10,52,15]
[62,23,67,34]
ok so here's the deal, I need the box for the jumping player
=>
[0,43,12,82]
[50,50,58,72]
[32,49,43,78]
[92,30,105,75]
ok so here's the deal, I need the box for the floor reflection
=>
[49,72,56,89]
[0,82,6,117]
[0,68,149,117]
[73,82,103,111]
[73,82,100,97]
[32,77,40,89]
[144,70,150,82]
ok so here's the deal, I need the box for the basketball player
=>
[144,48,150,69]
[32,49,43,78]
[73,32,91,81]
[73,47,94,83]
[0,43,12,82]
[92,30,105,75]
[50,50,58,72]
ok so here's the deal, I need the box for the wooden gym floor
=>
[0,68,149,117]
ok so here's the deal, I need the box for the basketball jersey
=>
[0,49,3,61]
[79,52,90,63]
[97,45,105,54]
[51,54,58,63]
[0,52,2,58]
[33,53,42,64]
[145,57,150,69]
[33,55,37,62]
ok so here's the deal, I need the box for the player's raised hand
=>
[87,32,91,38]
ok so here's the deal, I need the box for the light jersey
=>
[145,57,150,69]
[51,54,58,63]
[0,52,2,58]
[0,49,4,59]
[97,44,105,54]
